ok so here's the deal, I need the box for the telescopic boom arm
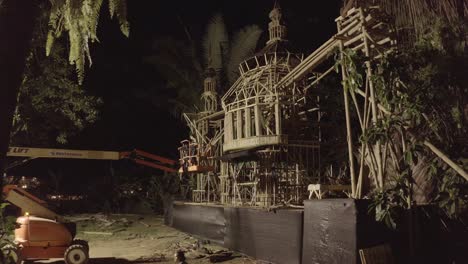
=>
[6,146,177,173]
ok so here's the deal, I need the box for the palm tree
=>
[144,13,262,116]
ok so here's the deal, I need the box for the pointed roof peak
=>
[273,0,280,10]
[267,0,287,44]
[269,1,282,20]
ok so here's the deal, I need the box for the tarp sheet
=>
[169,200,388,264]
[225,207,303,264]
[171,203,225,245]
[303,199,358,264]
[302,199,387,264]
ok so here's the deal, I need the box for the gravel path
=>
[32,214,256,264]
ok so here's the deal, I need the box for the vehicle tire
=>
[71,239,89,253]
[64,244,88,264]
[1,244,21,264]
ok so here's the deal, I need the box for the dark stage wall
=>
[169,200,387,264]
[303,199,358,263]
[224,207,303,264]
[302,199,390,264]
[171,203,225,245]
[170,203,303,264]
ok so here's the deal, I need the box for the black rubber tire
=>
[72,239,89,253]
[64,244,89,264]
[1,244,21,264]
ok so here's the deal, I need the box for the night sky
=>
[8,0,344,195]
[81,0,342,152]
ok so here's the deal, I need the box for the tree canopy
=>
[11,6,102,146]
[47,0,130,84]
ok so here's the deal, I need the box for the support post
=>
[361,10,384,188]
[254,104,262,136]
[339,41,357,198]
[236,110,242,139]
[275,102,281,135]
[245,107,251,137]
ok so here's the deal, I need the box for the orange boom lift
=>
[2,147,176,264]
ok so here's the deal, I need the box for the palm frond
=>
[148,38,204,82]
[203,13,228,72]
[227,25,262,84]
[109,0,129,37]
[147,13,261,117]
[47,0,129,84]
[144,37,203,113]
[90,0,104,40]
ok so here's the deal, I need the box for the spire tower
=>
[267,1,287,45]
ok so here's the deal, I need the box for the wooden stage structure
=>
[178,3,396,207]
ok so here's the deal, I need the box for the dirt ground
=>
[32,214,257,264]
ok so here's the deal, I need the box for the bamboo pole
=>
[361,99,468,183]
[361,10,384,188]
[350,90,364,129]
[356,76,372,197]
[355,87,391,115]
[424,141,468,181]
[356,145,366,198]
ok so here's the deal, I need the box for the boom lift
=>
[6,146,177,173]
[2,146,177,264]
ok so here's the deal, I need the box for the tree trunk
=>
[0,0,38,174]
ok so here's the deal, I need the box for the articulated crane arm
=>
[3,147,177,221]
[6,146,177,173]
[119,149,177,173]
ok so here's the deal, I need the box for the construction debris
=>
[139,221,150,227]
[209,250,234,263]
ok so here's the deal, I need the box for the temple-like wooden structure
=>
[171,3,467,263]
[179,3,395,207]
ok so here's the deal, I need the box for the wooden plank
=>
[83,231,114,236]
[276,36,339,88]
[344,33,364,47]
